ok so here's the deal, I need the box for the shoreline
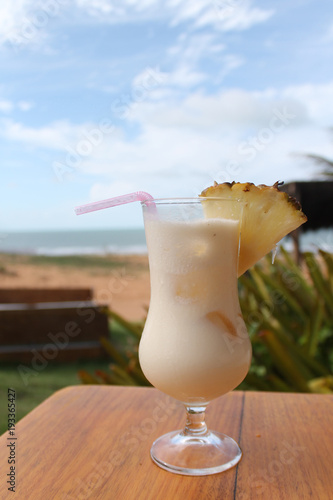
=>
[0,253,150,322]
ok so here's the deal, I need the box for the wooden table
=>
[0,386,332,499]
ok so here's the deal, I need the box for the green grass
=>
[0,360,111,436]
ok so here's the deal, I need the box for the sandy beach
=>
[0,254,150,321]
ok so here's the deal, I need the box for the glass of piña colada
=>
[139,198,251,475]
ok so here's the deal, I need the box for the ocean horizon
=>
[0,227,332,257]
[0,228,147,256]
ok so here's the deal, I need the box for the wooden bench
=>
[0,288,110,363]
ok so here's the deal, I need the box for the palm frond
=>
[305,154,333,178]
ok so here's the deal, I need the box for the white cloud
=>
[167,32,225,63]
[73,0,274,32]
[75,122,326,200]
[0,0,32,42]
[0,0,274,52]
[75,0,117,17]
[2,81,332,196]
[163,65,208,88]
[165,32,240,88]
[0,99,34,113]
[0,0,60,48]
[0,119,90,150]
[129,88,309,131]
[77,82,333,194]
[141,31,242,96]
[17,100,34,111]
[0,99,13,112]
[282,82,333,127]
[180,0,274,31]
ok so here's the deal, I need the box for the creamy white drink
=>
[139,214,252,405]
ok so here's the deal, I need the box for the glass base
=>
[150,429,242,476]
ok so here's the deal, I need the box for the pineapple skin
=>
[201,181,305,213]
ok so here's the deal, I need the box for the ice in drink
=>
[139,215,252,405]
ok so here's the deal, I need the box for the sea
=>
[0,228,332,256]
[0,229,147,256]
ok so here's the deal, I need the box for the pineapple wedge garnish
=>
[200,181,307,276]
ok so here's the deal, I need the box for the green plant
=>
[239,247,333,393]
[78,248,333,393]
[78,311,151,386]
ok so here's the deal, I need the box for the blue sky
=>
[0,0,333,230]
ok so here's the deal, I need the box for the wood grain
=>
[236,392,333,500]
[0,387,332,499]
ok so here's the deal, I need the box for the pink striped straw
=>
[75,191,155,215]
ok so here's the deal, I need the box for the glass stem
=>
[183,406,209,437]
